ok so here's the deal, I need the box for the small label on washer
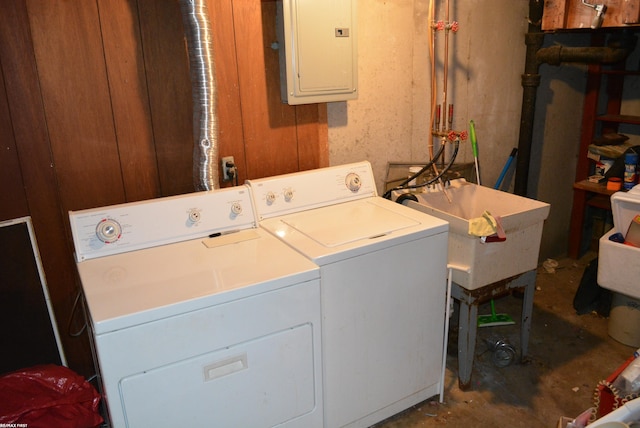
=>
[202,229,260,248]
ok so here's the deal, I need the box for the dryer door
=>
[120,325,316,427]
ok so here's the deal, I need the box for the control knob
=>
[231,202,243,215]
[188,209,201,223]
[283,188,294,202]
[265,191,276,205]
[345,173,362,192]
[96,218,122,244]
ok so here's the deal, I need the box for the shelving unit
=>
[568,33,640,258]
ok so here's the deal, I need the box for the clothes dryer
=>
[70,186,322,428]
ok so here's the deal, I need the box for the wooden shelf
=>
[569,31,640,258]
[596,114,640,125]
[573,179,617,196]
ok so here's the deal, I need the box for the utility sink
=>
[398,180,550,290]
[598,186,640,299]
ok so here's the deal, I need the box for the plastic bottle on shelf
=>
[623,152,638,191]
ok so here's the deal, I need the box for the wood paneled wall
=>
[0,0,327,377]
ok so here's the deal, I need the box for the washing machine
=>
[248,161,449,428]
[69,186,323,428]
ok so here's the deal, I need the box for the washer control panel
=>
[69,185,256,261]
[247,161,377,219]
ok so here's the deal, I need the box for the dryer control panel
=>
[248,161,377,219]
[69,186,256,261]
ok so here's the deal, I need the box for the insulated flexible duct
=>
[180,0,219,191]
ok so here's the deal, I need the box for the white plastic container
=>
[408,166,422,187]
[400,180,550,290]
[598,185,640,299]
[588,396,640,427]
[609,292,640,347]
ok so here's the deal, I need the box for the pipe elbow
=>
[536,45,563,65]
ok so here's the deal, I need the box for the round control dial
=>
[265,191,276,205]
[96,218,122,244]
[231,202,243,215]
[283,188,294,202]
[188,209,201,223]
[345,173,362,192]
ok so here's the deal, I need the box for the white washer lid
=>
[281,200,419,247]
[260,197,448,265]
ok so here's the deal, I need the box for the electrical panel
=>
[277,0,358,105]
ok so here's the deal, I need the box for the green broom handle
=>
[469,120,479,158]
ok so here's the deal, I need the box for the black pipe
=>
[515,1,636,197]
[536,44,632,65]
[515,0,545,196]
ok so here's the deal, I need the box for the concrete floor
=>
[374,252,636,428]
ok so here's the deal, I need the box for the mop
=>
[478,299,516,327]
[473,130,517,327]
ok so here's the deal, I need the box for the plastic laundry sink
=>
[399,180,550,290]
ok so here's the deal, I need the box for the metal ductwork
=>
[180,0,219,191]
[515,0,637,197]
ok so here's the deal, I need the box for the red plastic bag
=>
[0,364,103,428]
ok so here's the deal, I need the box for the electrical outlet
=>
[222,156,235,181]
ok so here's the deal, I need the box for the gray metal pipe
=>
[180,0,219,191]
